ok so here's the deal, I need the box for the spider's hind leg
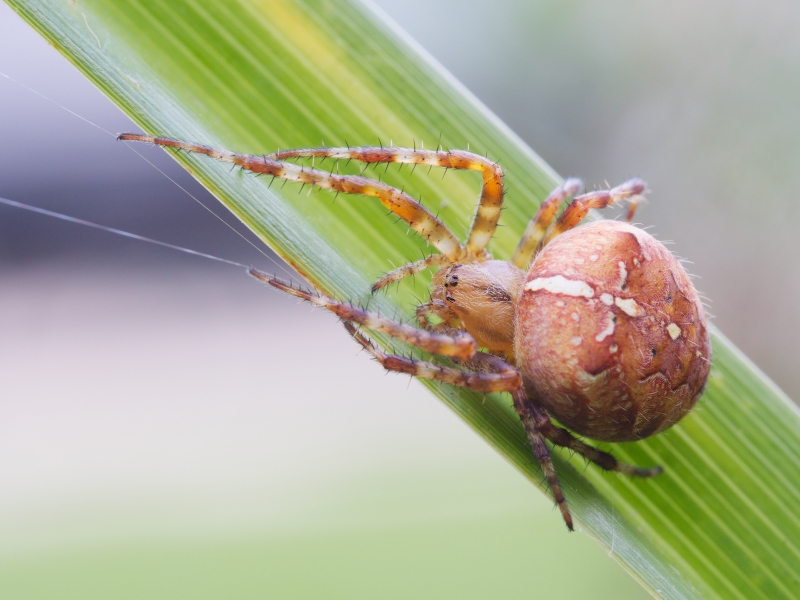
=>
[526,400,662,478]
[512,388,573,530]
[511,178,582,269]
[539,178,646,249]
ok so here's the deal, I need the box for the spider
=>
[118,133,711,531]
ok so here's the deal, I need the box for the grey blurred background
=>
[2,0,799,598]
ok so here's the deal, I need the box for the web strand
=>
[0,196,250,270]
[0,69,293,279]
[0,71,115,136]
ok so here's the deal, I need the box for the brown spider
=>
[118,133,711,531]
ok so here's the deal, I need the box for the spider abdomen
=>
[514,220,710,442]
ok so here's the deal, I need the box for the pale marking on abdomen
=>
[524,275,595,298]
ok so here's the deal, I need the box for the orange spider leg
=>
[248,268,478,360]
[624,193,645,222]
[510,178,583,269]
[344,322,521,394]
[118,135,466,262]
[267,146,504,257]
[371,253,450,293]
[539,178,646,248]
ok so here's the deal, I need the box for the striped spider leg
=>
[511,178,646,270]
[118,134,503,266]
[119,133,666,531]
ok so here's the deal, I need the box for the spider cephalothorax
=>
[119,133,711,530]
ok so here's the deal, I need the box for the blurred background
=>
[2,0,799,598]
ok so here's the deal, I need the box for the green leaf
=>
[7,0,800,597]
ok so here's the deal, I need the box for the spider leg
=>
[266,146,504,256]
[446,352,573,530]
[539,178,646,249]
[512,388,573,530]
[372,254,450,293]
[249,267,478,360]
[117,135,466,262]
[526,400,662,478]
[344,323,521,394]
[510,178,582,269]
[624,193,643,222]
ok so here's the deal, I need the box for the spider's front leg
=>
[266,145,507,289]
[118,134,467,262]
[249,268,477,360]
[267,145,504,256]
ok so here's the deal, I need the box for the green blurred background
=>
[1,0,798,598]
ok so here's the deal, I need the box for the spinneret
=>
[119,133,710,531]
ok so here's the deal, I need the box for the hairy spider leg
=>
[512,388,573,530]
[624,194,643,223]
[343,322,521,394]
[371,253,450,293]
[526,401,663,478]
[117,134,466,262]
[248,268,477,360]
[267,146,504,257]
[510,178,583,269]
[538,178,646,249]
